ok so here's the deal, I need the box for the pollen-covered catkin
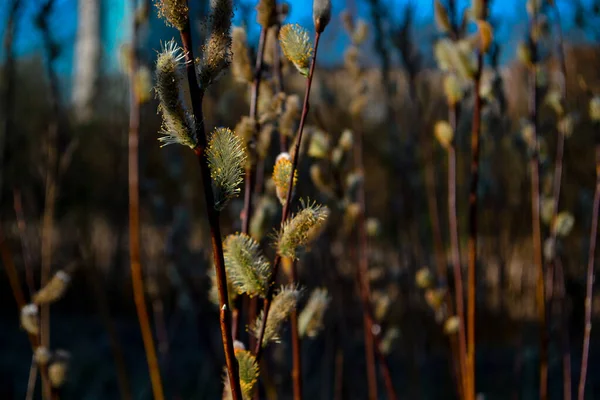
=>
[273,153,296,205]
[277,201,329,258]
[279,24,313,77]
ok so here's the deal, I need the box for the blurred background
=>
[1,0,600,399]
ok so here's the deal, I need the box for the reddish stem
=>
[179,22,243,399]
[578,144,600,400]
[254,31,322,360]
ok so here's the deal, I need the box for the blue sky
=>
[0,0,597,79]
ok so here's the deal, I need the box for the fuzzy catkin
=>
[298,288,330,338]
[197,0,233,88]
[155,40,197,148]
[206,127,247,210]
[277,201,329,258]
[279,24,313,76]
[252,285,300,346]
[223,233,271,297]
[155,0,188,31]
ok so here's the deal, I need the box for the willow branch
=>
[253,31,323,360]
[179,22,243,400]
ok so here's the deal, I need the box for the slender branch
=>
[254,31,323,360]
[555,259,572,400]
[25,356,38,400]
[448,103,468,398]
[466,47,484,400]
[578,143,600,400]
[527,9,548,399]
[179,23,243,399]
[0,228,54,400]
[547,4,571,396]
[128,2,165,399]
[354,127,392,400]
[13,190,36,297]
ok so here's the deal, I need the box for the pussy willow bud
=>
[308,130,330,159]
[155,0,188,31]
[223,346,259,400]
[273,152,296,205]
[206,127,247,210]
[435,120,454,149]
[231,27,253,83]
[48,350,70,388]
[298,288,330,338]
[444,316,461,335]
[379,326,400,355]
[313,0,332,33]
[415,267,433,289]
[224,233,271,298]
[553,212,575,238]
[34,347,51,366]
[252,285,301,346]
[277,200,329,258]
[279,24,313,76]
[20,304,39,335]
[33,270,71,305]
[338,129,354,151]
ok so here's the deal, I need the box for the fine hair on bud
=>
[231,27,253,83]
[252,285,301,346]
[277,200,329,258]
[273,152,296,205]
[155,40,197,148]
[298,287,330,338]
[279,24,313,76]
[313,0,331,33]
[33,270,71,305]
[21,303,39,335]
[197,0,233,88]
[222,349,260,400]
[223,233,271,298]
[206,127,247,210]
[155,0,189,31]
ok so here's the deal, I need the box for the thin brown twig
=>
[527,8,548,399]
[578,143,600,400]
[466,46,484,400]
[13,190,36,297]
[128,1,165,398]
[555,258,572,400]
[254,31,323,361]
[178,22,243,399]
[0,229,54,400]
[25,356,38,400]
[448,103,468,398]
[548,4,571,396]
